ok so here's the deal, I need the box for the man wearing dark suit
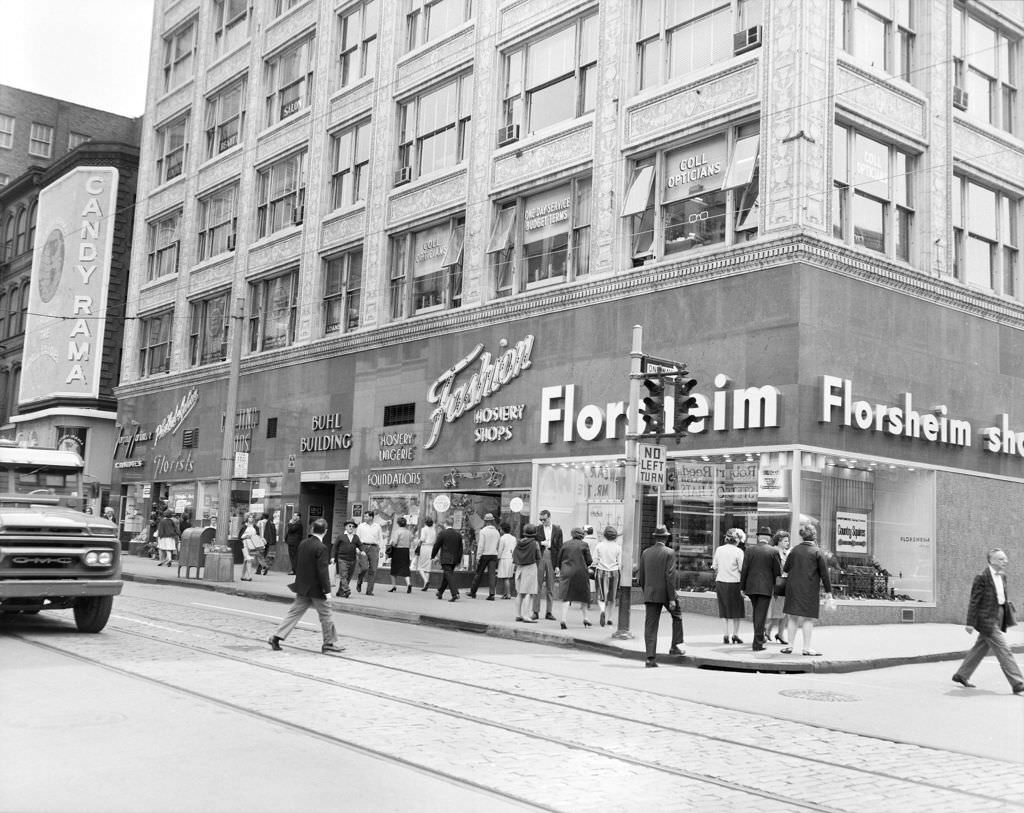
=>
[331,520,362,598]
[953,549,1023,693]
[431,518,464,601]
[532,509,563,620]
[637,525,684,667]
[268,518,344,654]
[740,527,782,651]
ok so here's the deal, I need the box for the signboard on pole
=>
[233,451,249,478]
[637,443,667,487]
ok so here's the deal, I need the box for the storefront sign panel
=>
[836,510,869,554]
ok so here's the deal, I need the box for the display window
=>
[533,459,626,535]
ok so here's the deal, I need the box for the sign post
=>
[614,325,644,639]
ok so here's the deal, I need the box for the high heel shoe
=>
[731,635,743,644]
[560,622,567,630]
[722,635,730,644]
[388,587,397,593]
[407,585,412,593]
[774,634,789,645]
[583,619,592,628]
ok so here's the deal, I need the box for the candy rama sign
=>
[20,167,118,405]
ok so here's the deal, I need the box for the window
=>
[28,123,53,158]
[836,0,914,82]
[503,15,597,136]
[256,150,306,238]
[7,288,16,337]
[188,291,230,366]
[488,177,591,298]
[0,293,6,337]
[139,311,174,376]
[0,114,13,149]
[833,123,914,261]
[322,249,362,335]
[637,0,761,91]
[389,216,464,319]
[14,208,26,256]
[397,74,472,181]
[2,215,13,261]
[338,0,378,88]
[213,0,249,57]
[18,282,28,333]
[275,0,303,15]
[147,210,182,281]
[265,36,315,126]
[622,127,760,265]
[330,120,370,209]
[68,132,90,150]
[406,0,471,51]
[266,417,277,438]
[248,269,298,352]
[953,175,1018,296]
[205,77,246,157]
[197,184,238,260]
[163,18,197,92]
[26,201,36,250]
[0,174,8,187]
[156,113,189,183]
[383,403,416,426]
[953,5,1018,134]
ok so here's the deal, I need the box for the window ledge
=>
[191,252,236,273]
[248,225,303,253]
[398,19,475,64]
[208,39,251,71]
[197,144,244,174]
[140,273,179,293]
[329,75,373,104]
[322,202,365,225]
[156,77,195,106]
[257,108,312,143]
[266,0,313,34]
[148,174,186,199]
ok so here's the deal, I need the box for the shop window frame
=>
[155,112,189,184]
[389,215,465,321]
[138,310,174,377]
[204,76,247,158]
[146,208,182,282]
[952,173,1019,297]
[247,267,299,353]
[953,3,1019,135]
[163,16,197,93]
[321,247,363,335]
[264,35,315,128]
[255,149,307,239]
[197,183,238,261]
[835,0,915,83]
[329,118,370,210]
[396,72,472,184]
[337,0,379,89]
[406,0,472,52]
[188,289,231,367]
[212,0,250,59]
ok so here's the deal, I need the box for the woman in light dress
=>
[765,530,792,644]
[712,528,746,644]
[239,513,260,581]
[496,520,517,599]
[415,517,437,591]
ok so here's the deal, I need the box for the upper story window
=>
[147,209,182,281]
[389,216,464,320]
[256,150,306,238]
[265,35,315,127]
[322,249,362,335]
[156,113,189,183]
[248,268,298,352]
[139,310,174,376]
[26,201,36,250]
[488,177,591,299]
[833,123,914,262]
[188,290,230,366]
[503,15,596,139]
[18,281,29,334]
[330,119,370,209]
[338,0,378,88]
[406,0,471,51]
[28,123,53,158]
[197,184,238,261]
[953,4,1018,135]
[637,0,762,92]
[205,77,247,157]
[6,286,17,337]
[622,126,760,265]
[213,0,249,58]
[163,18,197,93]
[13,208,26,256]
[397,73,472,183]
[68,132,90,150]
[0,174,8,188]
[274,0,303,16]
[2,215,13,261]
[953,174,1018,297]
[836,0,914,82]
[0,115,15,149]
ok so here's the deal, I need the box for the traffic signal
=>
[673,370,698,435]
[640,376,666,434]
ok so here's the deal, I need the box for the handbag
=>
[773,576,786,597]
[385,544,395,558]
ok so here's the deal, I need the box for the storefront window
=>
[390,216,464,320]
[533,460,625,536]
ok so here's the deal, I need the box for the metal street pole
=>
[204,295,245,582]
[613,324,643,639]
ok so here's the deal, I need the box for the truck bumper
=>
[0,580,123,598]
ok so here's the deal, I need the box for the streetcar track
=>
[111,595,1024,809]
[10,599,1022,813]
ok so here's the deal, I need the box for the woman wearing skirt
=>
[415,517,437,590]
[712,528,746,643]
[496,521,516,599]
[513,524,541,622]
[388,516,413,593]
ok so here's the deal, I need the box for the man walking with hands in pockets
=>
[638,525,684,667]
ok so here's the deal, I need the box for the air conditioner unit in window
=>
[292,205,304,225]
[226,233,236,251]
[733,25,762,55]
[953,86,969,111]
[394,166,412,186]
[497,123,520,147]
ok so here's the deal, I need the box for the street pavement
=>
[120,554,1024,674]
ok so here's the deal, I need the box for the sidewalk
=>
[119,556,1024,673]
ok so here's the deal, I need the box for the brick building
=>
[114,0,1024,622]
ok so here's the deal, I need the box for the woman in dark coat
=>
[782,523,833,656]
[284,514,304,575]
[556,527,593,629]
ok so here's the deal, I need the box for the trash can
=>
[178,527,215,579]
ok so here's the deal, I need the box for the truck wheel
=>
[73,596,114,633]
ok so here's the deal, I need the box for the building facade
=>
[115,0,1024,622]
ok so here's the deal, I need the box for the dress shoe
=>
[515,616,524,622]
[731,635,743,644]
[952,674,976,688]
[267,636,282,651]
[407,586,412,594]
[388,587,397,593]
[645,659,658,668]
[560,622,568,630]
[722,635,730,644]
[599,611,606,627]
[486,595,495,601]
[1013,684,1024,695]
[437,593,443,600]
[583,619,592,627]
[421,585,430,591]
[321,642,345,654]
[668,646,684,656]
[449,595,459,602]
[531,613,539,621]
[774,634,789,645]
[753,643,766,652]
[545,613,556,621]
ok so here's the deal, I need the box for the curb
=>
[121,572,1020,673]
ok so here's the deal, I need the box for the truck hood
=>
[0,504,117,535]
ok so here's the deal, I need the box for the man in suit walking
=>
[268,518,344,654]
[431,518,464,601]
[355,511,383,595]
[532,509,562,621]
[331,519,362,598]
[740,526,781,651]
[637,525,684,667]
[953,548,1023,694]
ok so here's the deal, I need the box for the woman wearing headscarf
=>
[712,527,746,644]
[513,524,541,623]
[388,516,414,593]
[782,523,833,656]
[556,527,594,629]
[765,530,792,644]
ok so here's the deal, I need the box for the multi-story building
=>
[115,0,1024,622]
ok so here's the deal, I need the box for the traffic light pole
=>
[613,324,644,639]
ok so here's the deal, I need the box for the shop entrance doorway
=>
[300,481,348,544]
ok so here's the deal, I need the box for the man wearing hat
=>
[594,526,623,627]
[469,512,501,600]
[637,525,684,666]
[740,526,782,651]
